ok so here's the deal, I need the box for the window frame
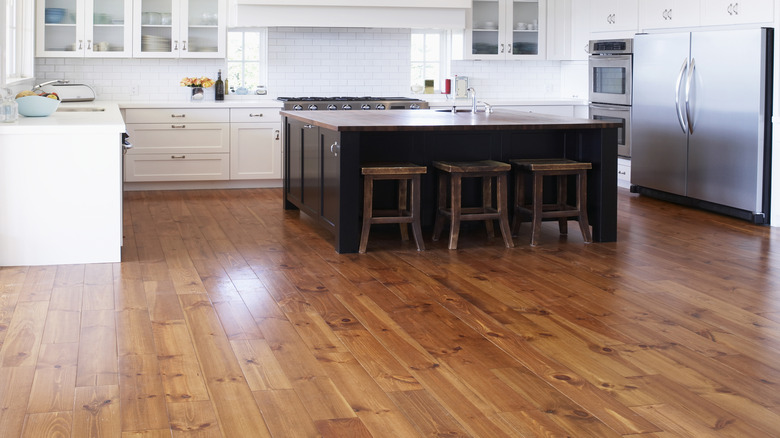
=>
[2,0,35,87]
[226,28,268,93]
[410,29,451,93]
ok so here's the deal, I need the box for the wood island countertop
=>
[281,108,622,132]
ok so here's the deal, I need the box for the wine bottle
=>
[215,69,225,101]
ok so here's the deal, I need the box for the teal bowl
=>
[17,95,60,117]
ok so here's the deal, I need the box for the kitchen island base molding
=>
[283,110,618,253]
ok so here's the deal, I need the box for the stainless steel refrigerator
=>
[631,28,773,223]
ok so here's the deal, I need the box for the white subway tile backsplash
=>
[35,26,569,101]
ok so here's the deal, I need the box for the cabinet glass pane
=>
[92,0,127,52]
[187,0,219,53]
[472,0,500,55]
[140,0,172,54]
[43,0,78,52]
[512,0,538,55]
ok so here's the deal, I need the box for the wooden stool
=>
[511,158,592,246]
[359,162,427,254]
[432,160,514,250]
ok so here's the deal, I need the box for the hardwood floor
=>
[2,187,780,437]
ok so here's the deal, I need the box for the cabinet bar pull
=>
[274,130,280,140]
[87,40,92,49]
[304,124,314,129]
[171,124,186,128]
[182,40,188,51]
[249,113,264,117]
[171,155,186,159]
[330,142,340,157]
[171,114,186,118]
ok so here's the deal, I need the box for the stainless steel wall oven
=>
[589,38,633,157]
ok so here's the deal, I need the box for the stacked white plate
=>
[141,34,170,52]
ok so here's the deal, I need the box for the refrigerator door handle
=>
[685,57,696,134]
[675,58,689,133]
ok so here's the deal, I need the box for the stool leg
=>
[531,172,544,246]
[432,172,447,242]
[398,179,410,241]
[359,176,374,253]
[512,170,525,236]
[557,174,568,236]
[410,174,425,251]
[482,176,495,239]
[496,172,514,248]
[448,173,462,250]
[577,170,592,243]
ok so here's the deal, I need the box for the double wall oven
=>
[588,38,632,158]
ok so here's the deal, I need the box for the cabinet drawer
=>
[230,107,281,123]
[126,123,230,154]
[124,108,230,124]
[124,153,230,182]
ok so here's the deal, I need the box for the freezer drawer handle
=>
[675,58,689,134]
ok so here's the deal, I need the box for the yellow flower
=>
[180,76,213,87]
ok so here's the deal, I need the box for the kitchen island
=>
[0,103,125,266]
[282,109,620,253]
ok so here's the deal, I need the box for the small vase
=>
[190,87,204,102]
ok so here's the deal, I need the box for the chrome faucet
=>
[468,87,477,113]
[32,79,69,90]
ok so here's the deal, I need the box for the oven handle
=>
[675,57,689,134]
[589,103,628,112]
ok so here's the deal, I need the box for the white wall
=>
[33,27,573,102]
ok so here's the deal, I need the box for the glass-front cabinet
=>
[133,0,225,58]
[466,0,546,59]
[37,0,132,57]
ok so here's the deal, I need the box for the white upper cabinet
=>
[546,0,589,61]
[638,0,700,30]
[133,0,225,58]
[37,0,133,57]
[466,0,547,60]
[589,0,637,33]
[700,0,774,26]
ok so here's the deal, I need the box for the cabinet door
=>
[639,0,699,30]
[320,129,341,230]
[37,0,84,57]
[545,0,588,60]
[468,0,503,59]
[302,123,320,215]
[230,122,282,180]
[84,0,133,57]
[508,0,545,59]
[133,0,176,57]
[701,0,774,26]
[590,0,637,32]
[180,0,226,58]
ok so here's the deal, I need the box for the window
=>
[2,0,34,86]
[411,30,450,92]
[227,29,268,93]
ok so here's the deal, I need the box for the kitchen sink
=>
[56,107,106,112]
[434,108,473,113]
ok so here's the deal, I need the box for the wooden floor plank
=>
[4,188,780,437]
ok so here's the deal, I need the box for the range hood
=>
[231,0,469,29]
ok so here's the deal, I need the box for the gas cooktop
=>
[277,96,428,110]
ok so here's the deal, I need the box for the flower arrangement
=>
[180,76,214,88]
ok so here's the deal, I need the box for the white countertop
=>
[425,97,588,107]
[0,101,126,135]
[120,97,283,109]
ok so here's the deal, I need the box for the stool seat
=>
[359,162,427,253]
[432,160,514,250]
[433,160,511,174]
[510,158,592,246]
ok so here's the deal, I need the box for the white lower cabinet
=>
[123,106,282,184]
[229,108,282,180]
[124,107,230,182]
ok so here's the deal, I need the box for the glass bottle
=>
[1,88,19,123]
